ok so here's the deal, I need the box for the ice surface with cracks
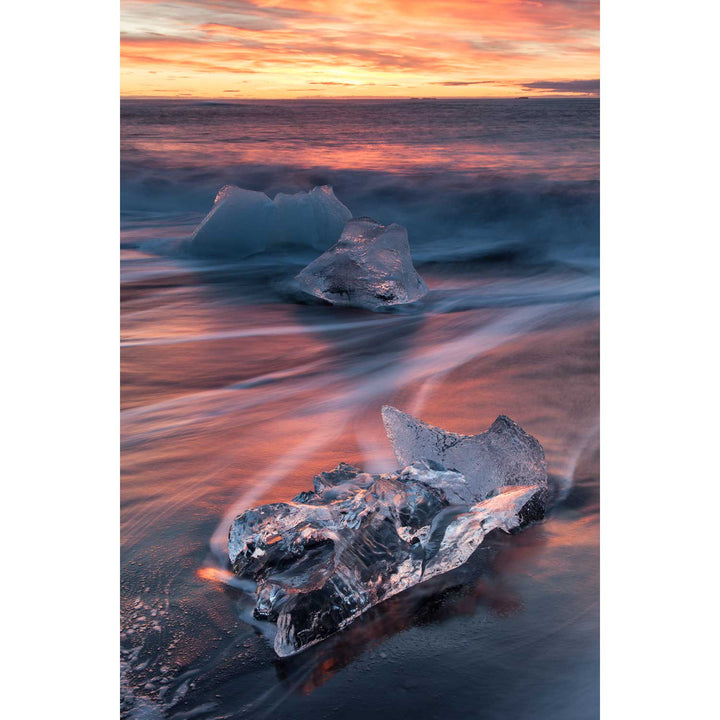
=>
[295,217,428,310]
[228,457,545,657]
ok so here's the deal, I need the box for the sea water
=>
[121,98,599,719]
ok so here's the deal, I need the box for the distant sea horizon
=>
[121,94,599,101]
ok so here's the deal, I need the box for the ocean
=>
[121,98,599,719]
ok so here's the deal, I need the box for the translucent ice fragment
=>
[382,406,547,502]
[228,461,544,657]
[294,218,428,310]
[187,185,351,258]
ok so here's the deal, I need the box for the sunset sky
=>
[121,0,599,98]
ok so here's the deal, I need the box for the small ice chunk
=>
[382,406,547,502]
[186,185,351,258]
[228,461,544,657]
[294,218,428,310]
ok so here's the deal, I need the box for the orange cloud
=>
[121,0,598,98]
